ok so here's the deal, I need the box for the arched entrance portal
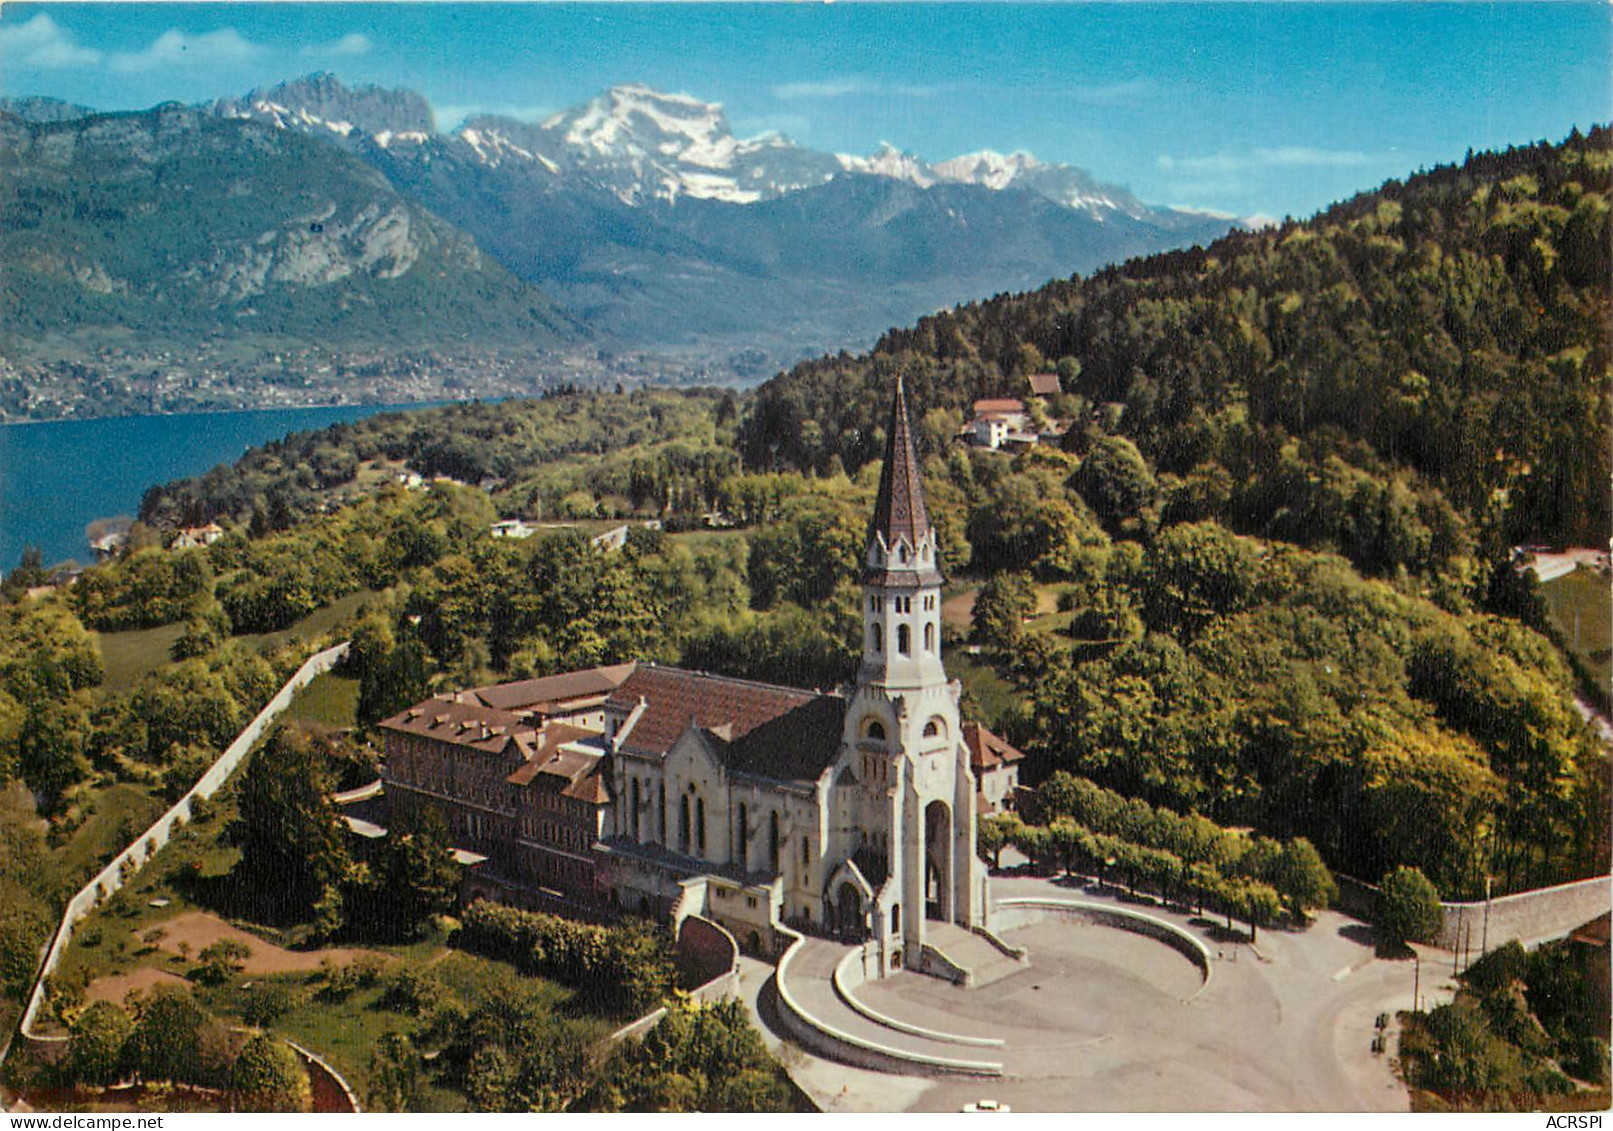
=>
[837,882,865,942]
[924,800,952,921]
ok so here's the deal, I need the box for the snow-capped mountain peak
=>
[836,143,934,187]
[933,149,1042,190]
[548,84,735,167]
[205,75,1181,221]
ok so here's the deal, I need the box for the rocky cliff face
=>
[0,105,573,350]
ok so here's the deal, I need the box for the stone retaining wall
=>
[832,948,1003,1049]
[9,643,350,1051]
[770,927,1003,1077]
[1339,874,1611,952]
[992,898,1212,1001]
[609,914,740,1043]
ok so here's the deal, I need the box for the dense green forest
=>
[741,129,1611,552]
[138,388,742,534]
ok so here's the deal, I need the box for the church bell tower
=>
[835,377,983,975]
[859,376,946,691]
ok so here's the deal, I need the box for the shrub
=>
[241,982,302,1028]
[379,967,448,1017]
[1377,865,1445,949]
[231,1034,310,1113]
[455,901,674,1016]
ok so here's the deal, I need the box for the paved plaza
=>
[742,869,1455,1113]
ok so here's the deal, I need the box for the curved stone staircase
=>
[771,933,1005,1076]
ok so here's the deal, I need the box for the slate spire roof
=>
[868,376,931,550]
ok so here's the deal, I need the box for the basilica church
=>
[381,380,1011,978]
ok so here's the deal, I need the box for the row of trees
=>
[980,773,1337,939]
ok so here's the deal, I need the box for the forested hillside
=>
[741,129,1611,550]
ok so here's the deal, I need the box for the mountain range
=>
[1,74,1239,394]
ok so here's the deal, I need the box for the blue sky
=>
[2,3,1607,219]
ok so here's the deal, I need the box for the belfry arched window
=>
[864,718,885,742]
[897,623,911,655]
[872,623,883,652]
[924,621,935,651]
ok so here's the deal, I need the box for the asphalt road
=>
[743,869,1453,1113]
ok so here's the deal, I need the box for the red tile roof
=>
[973,398,1025,416]
[962,722,1025,773]
[471,662,637,714]
[563,769,611,805]
[611,665,819,754]
[504,724,600,786]
[1028,373,1062,397]
[609,665,845,783]
[379,697,530,756]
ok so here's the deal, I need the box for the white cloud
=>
[772,76,944,101]
[108,28,263,74]
[300,32,372,59]
[1254,146,1376,169]
[0,13,102,68]
[773,78,869,101]
[1158,147,1378,174]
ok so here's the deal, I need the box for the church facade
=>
[381,380,989,978]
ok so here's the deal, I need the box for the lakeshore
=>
[0,402,443,569]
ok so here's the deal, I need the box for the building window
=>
[924,622,935,651]
[865,719,885,741]
[891,904,901,934]
[768,811,780,872]
[630,778,641,838]
[801,835,810,866]
[923,718,941,739]
[897,623,911,655]
[696,796,707,855]
[871,623,883,653]
[658,783,666,844]
[679,793,689,853]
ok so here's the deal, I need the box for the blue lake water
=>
[0,404,439,570]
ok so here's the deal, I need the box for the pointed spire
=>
[868,376,931,550]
